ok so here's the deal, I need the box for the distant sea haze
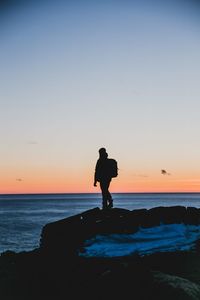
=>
[1,193,200,254]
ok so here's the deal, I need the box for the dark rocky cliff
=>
[40,206,200,256]
[2,205,200,300]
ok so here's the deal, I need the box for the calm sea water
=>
[1,193,200,254]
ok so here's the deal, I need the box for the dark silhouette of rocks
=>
[2,205,200,299]
[151,271,200,300]
[40,206,200,256]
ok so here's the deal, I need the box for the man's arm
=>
[94,160,99,187]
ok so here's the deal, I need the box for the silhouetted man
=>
[94,148,114,209]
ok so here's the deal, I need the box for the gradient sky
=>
[0,0,200,193]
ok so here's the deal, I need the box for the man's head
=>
[99,147,108,158]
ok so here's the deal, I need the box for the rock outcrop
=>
[151,271,200,300]
[40,206,200,255]
[2,205,200,300]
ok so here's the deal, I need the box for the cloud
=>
[16,178,23,182]
[161,169,171,176]
[27,141,38,145]
[133,174,149,178]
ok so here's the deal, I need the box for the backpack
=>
[108,159,118,178]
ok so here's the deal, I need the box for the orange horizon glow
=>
[1,167,200,194]
[1,178,200,194]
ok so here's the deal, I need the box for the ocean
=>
[1,192,200,254]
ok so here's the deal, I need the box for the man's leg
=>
[100,181,108,209]
[100,180,113,209]
[107,185,113,208]
[105,179,113,208]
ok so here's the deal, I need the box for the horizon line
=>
[1,191,200,196]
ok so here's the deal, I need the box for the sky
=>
[0,0,200,193]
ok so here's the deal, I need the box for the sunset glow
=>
[1,169,200,194]
[1,0,200,194]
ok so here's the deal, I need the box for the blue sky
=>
[0,0,200,192]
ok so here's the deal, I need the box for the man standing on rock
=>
[94,148,118,209]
